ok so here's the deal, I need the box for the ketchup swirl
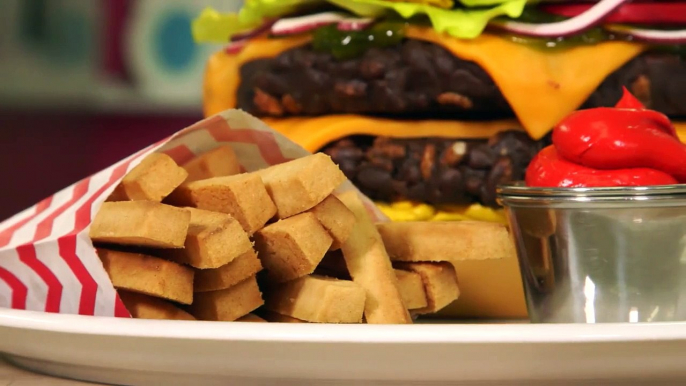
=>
[526,88,686,188]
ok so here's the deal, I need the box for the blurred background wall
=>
[0,0,242,220]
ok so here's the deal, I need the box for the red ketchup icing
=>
[526,88,686,188]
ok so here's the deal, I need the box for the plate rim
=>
[2,307,686,345]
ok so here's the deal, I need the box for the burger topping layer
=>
[526,88,686,188]
[326,130,545,207]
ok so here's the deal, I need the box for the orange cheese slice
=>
[263,116,686,153]
[204,34,311,118]
[404,26,646,140]
[263,115,522,152]
[203,27,646,141]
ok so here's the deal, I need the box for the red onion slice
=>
[491,0,630,37]
[605,25,686,44]
[224,40,247,55]
[271,12,350,36]
[337,17,375,32]
[231,19,277,42]
[542,2,686,25]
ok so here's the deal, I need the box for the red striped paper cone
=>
[0,110,386,317]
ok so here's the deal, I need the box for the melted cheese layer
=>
[204,27,647,141]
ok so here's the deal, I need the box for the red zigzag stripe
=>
[0,197,53,248]
[162,144,195,166]
[207,125,294,165]
[16,244,62,313]
[57,235,96,315]
[34,179,91,241]
[0,266,28,309]
[11,178,92,313]
[114,295,130,318]
[62,156,141,315]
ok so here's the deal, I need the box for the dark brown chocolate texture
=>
[238,41,686,119]
[323,131,549,208]
[235,39,686,207]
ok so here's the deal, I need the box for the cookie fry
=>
[163,207,252,269]
[90,201,190,249]
[99,249,194,305]
[109,153,188,202]
[395,262,460,314]
[338,191,412,324]
[167,173,276,234]
[394,269,428,310]
[307,195,356,250]
[183,145,241,182]
[255,153,346,219]
[264,275,366,323]
[118,291,195,320]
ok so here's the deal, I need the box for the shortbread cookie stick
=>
[164,207,252,269]
[253,212,332,283]
[118,291,195,321]
[191,276,263,321]
[394,269,428,310]
[395,262,460,314]
[377,222,515,262]
[99,249,194,304]
[90,201,190,248]
[194,249,263,292]
[307,195,356,250]
[182,145,241,182]
[264,275,365,323]
[109,153,188,202]
[256,153,346,219]
[338,191,412,324]
[167,173,276,234]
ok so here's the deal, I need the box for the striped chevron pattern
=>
[0,110,386,317]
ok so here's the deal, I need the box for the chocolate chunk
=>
[282,95,303,114]
[481,157,514,206]
[253,72,289,96]
[334,80,367,98]
[397,157,422,185]
[420,144,436,181]
[466,144,496,169]
[440,141,468,167]
[357,166,394,198]
[436,92,474,109]
[369,138,406,160]
[436,167,466,203]
[489,130,542,175]
[253,88,284,116]
[463,167,486,197]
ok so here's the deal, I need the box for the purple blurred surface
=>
[0,111,202,221]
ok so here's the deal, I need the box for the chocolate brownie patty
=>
[238,40,686,118]
[323,131,550,207]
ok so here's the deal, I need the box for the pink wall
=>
[0,112,202,220]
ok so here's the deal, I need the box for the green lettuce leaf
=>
[192,8,248,43]
[331,0,527,39]
[192,0,528,43]
[239,0,322,25]
[192,0,321,43]
[458,0,530,6]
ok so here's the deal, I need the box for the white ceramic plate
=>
[2,308,686,385]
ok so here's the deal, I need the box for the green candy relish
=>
[312,22,406,60]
